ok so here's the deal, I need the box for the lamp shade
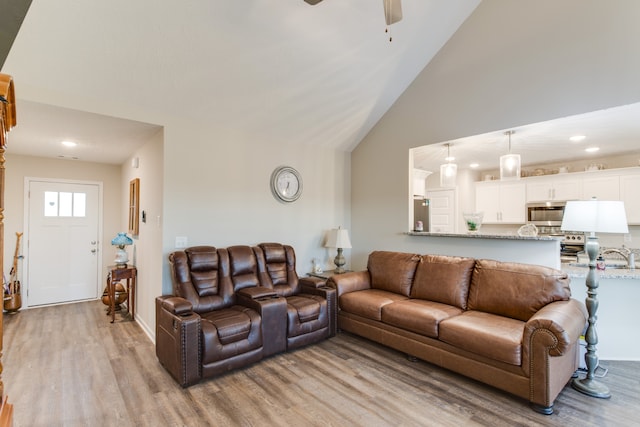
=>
[325,228,352,249]
[111,232,133,247]
[561,200,629,234]
[499,153,521,180]
[439,163,457,187]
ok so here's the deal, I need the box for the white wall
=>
[351,0,640,269]
[120,130,164,340]
[162,120,352,295]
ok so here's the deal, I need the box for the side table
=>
[307,269,351,280]
[107,265,137,323]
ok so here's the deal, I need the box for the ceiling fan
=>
[304,0,403,26]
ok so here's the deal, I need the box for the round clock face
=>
[271,166,303,202]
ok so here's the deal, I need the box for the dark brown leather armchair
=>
[157,246,269,386]
[254,243,335,349]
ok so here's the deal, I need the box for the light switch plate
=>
[175,236,188,248]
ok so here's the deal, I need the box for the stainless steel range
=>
[537,225,585,263]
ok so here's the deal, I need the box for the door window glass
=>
[43,191,87,217]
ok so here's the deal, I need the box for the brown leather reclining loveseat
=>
[328,251,587,414]
[155,243,335,386]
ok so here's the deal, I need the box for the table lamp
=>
[111,232,134,268]
[325,227,352,274]
[561,198,628,398]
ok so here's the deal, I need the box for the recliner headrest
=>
[260,242,286,263]
[185,246,218,271]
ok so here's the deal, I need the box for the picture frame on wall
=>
[129,178,140,236]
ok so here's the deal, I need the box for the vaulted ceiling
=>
[2,0,481,164]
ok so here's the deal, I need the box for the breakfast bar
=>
[406,231,561,269]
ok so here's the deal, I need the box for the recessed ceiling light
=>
[569,135,586,142]
[61,140,77,147]
[469,163,479,168]
[585,147,600,153]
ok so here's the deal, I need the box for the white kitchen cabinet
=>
[525,175,582,202]
[476,181,526,223]
[620,172,640,224]
[412,169,431,197]
[582,173,620,201]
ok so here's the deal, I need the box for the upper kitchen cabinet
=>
[412,169,431,197]
[582,171,620,201]
[620,171,640,224]
[476,181,526,224]
[525,175,583,202]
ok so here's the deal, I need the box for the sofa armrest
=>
[326,271,371,297]
[236,293,288,356]
[523,298,587,357]
[299,276,326,289]
[160,295,194,316]
[155,296,201,387]
[237,287,278,300]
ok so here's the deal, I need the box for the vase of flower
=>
[463,212,483,233]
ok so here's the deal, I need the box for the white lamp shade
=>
[439,163,457,187]
[499,153,521,180]
[561,200,629,234]
[325,228,352,249]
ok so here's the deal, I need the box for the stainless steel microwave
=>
[526,201,567,226]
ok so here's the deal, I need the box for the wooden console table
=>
[107,265,136,323]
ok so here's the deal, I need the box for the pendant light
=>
[440,143,457,187]
[500,130,521,180]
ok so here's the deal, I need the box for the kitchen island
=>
[562,264,640,361]
[406,231,561,269]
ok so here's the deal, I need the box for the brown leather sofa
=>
[156,243,335,387]
[328,251,587,414]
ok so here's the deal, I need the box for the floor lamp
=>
[561,199,628,398]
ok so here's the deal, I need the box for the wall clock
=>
[270,166,303,203]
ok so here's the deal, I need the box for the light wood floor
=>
[3,301,639,427]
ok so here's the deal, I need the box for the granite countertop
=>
[561,263,640,280]
[406,231,558,241]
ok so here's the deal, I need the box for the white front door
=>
[26,180,101,306]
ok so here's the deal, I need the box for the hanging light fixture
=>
[500,130,521,180]
[440,143,457,187]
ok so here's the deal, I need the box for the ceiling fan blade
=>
[383,0,403,25]
[304,0,324,5]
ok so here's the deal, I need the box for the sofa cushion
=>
[286,294,328,337]
[367,251,421,297]
[200,305,262,364]
[339,289,409,321]
[260,242,288,285]
[227,246,261,290]
[468,259,571,322]
[287,295,321,323]
[410,255,475,309]
[439,310,524,366]
[381,299,463,338]
[185,246,219,297]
